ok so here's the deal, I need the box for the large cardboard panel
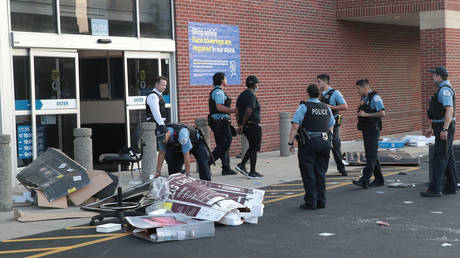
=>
[36,190,68,209]
[14,208,98,222]
[68,170,113,206]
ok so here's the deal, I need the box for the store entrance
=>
[78,50,173,171]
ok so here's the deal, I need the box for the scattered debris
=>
[344,150,420,166]
[126,213,215,242]
[147,174,265,226]
[253,182,262,185]
[441,243,452,247]
[376,221,390,226]
[388,182,415,188]
[376,191,385,194]
[285,193,294,195]
[12,192,33,204]
[96,223,122,233]
[403,201,414,204]
[431,211,443,214]
[398,172,408,175]
[318,233,335,237]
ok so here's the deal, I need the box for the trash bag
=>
[150,177,170,201]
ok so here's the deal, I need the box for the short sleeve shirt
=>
[236,89,260,124]
[291,98,335,128]
[158,127,193,153]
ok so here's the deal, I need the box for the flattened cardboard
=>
[68,170,113,206]
[16,148,90,202]
[14,208,98,222]
[125,214,215,242]
[36,190,68,209]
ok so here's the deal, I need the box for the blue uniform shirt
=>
[158,127,197,153]
[211,86,230,120]
[432,80,456,123]
[291,98,335,131]
[361,90,385,111]
[322,88,346,118]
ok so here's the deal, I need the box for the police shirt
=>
[321,88,346,118]
[432,80,456,123]
[210,86,230,120]
[291,98,335,132]
[361,90,385,111]
[236,89,260,125]
[146,88,165,126]
[158,127,199,153]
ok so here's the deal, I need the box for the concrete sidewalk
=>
[0,131,441,241]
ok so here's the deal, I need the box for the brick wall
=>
[337,0,443,19]
[174,0,422,154]
[446,28,460,139]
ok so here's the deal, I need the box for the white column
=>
[0,1,17,187]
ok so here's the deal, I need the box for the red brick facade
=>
[173,0,454,154]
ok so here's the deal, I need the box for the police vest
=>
[166,123,199,152]
[357,91,382,130]
[320,89,338,116]
[146,91,167,125]
[427,85,456,120]
[300,101,330,133]
[209,87,231,116]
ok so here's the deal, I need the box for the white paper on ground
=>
[441,243,452,247]
[318,233,335,237]
[96,223,121,233]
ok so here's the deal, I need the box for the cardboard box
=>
[35,190,68,209]
[126,214,215,242]
[16,148,90,202]
[68,170,113,206]
[14,208,98,222]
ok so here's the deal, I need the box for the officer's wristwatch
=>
[442,128,448,132]
[288,142,294,146]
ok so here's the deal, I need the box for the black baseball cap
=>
[246,75,260,87]
[156,125,168,142]
[429,66,448,77]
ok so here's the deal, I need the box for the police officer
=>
[352,79,385,189]
[146,76,168,134]
[317,74,348,176]
[422,66,456,197]
[209,72,237,176]
[234,75,264,179]
[288,83,334,210]
[154,123,211,181]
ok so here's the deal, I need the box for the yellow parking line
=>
[0,247,61,255]
[65,226,96,230]
[3,234,123,243]
[264,195,298,198]
[26,233,129,258]
[270,183,303,187]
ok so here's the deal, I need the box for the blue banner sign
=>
[188,22,241,86]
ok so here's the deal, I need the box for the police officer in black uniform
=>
[317,74,348,176]
[352,79,385,189]
[154,123,211,181]
[146,76,168,134]
[288,84,334,209]
[421,66,457,197]
[208,72,237,176]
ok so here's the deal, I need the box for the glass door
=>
[29,49,80,159]
[123,51,173,146]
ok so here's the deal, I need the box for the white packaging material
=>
[96,223,121,233]
[148,174,265,226]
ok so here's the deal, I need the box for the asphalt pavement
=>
[2,158,460,258]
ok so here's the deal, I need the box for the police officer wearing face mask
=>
[154,123,211,181]
[352,79,385,189]
[317,74,348,176]
[288,83,335,210]
[146,76,168,135]
[422,66,457,197]
[208,72,237,176]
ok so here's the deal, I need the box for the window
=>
[10,0,57,33]
[34,57,76,100]
[139,0,172,39]
[60,0,136,37]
